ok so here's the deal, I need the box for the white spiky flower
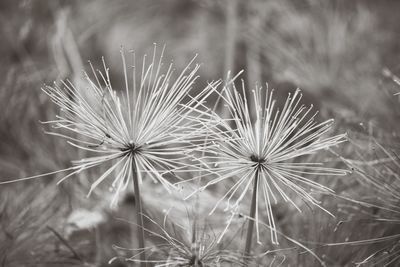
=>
[195,82,347,245]
[39,46,218,205]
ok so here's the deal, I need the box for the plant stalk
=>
[244,168,259,259]
[132,159,146,267]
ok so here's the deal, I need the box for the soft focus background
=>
[1,0,400,266]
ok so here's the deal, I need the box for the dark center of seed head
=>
[189,255,203,267]
[250,154,266,164]
[121,141,141,154]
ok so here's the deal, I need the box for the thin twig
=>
[132,158,146,267]
[244,168,259,259]
[47,225,84,263]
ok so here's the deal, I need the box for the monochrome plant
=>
[0,46,349,266]
[189,82,348,257]
[1,46,223,266]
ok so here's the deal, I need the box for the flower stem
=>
[132,159,146,267]
[244,168,259,259]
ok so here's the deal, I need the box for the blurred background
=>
[2,0,400,266]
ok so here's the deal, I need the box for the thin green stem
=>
[132,159,146,267]
[244,168,259,259]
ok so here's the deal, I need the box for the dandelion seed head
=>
[39,46,219,204]
[200,82,347,244]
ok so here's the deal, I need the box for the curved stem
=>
[132,159,146,267]
[244,168,259,259]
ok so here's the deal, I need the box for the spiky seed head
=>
[40,45,219,205]
[195,82,348,244]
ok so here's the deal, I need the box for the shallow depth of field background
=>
[1,0,400,266]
